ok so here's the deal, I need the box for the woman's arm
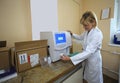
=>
[70,32,103,65]
[72,32,85,40]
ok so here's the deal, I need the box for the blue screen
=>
[55,33,66,44]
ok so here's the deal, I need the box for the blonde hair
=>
[80,11,98,27]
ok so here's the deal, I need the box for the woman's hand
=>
[67,30,73,36]
[61,55,70,61]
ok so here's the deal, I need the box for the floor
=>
[103,74,118,83]
[83,74,118,83]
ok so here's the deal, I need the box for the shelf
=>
[108,43,120,47]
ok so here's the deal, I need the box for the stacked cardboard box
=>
[15,40,48,73]
[0,47,10,70]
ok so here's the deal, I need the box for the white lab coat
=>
[70,27,103,83]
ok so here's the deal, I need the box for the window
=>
[110,0,120,45]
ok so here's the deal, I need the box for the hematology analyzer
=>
[40,31,72,62]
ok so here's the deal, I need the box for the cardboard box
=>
[10,47,15,67]
[0,47,10,70]
[15,40,48,73]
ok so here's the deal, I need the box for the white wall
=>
[30,0,58,40]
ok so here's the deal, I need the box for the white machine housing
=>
[40,31,72,62]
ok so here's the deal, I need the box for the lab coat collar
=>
[86,27,95,36]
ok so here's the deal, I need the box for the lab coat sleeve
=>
[72,32,85,40]
[70,33,103,65]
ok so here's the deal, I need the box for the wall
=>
[0,0,32,47]
[58,0,82,34]
[30,0,58,40]
[0,0,82,47]
[82,0,119,80]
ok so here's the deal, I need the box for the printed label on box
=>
[19,53,28,64]
[30,54,39,67]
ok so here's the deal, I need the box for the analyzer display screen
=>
[55,33,66,44]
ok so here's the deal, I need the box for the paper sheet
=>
[30,54,39,67]
[19,53,28,64]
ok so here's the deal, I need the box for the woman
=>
[61,11,103,83]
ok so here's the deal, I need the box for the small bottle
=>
[47,56,51,64]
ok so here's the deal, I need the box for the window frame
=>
[110,0,120,45]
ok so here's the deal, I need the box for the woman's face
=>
[83,23,93,31]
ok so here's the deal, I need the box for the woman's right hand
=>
[61,55,70,61]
